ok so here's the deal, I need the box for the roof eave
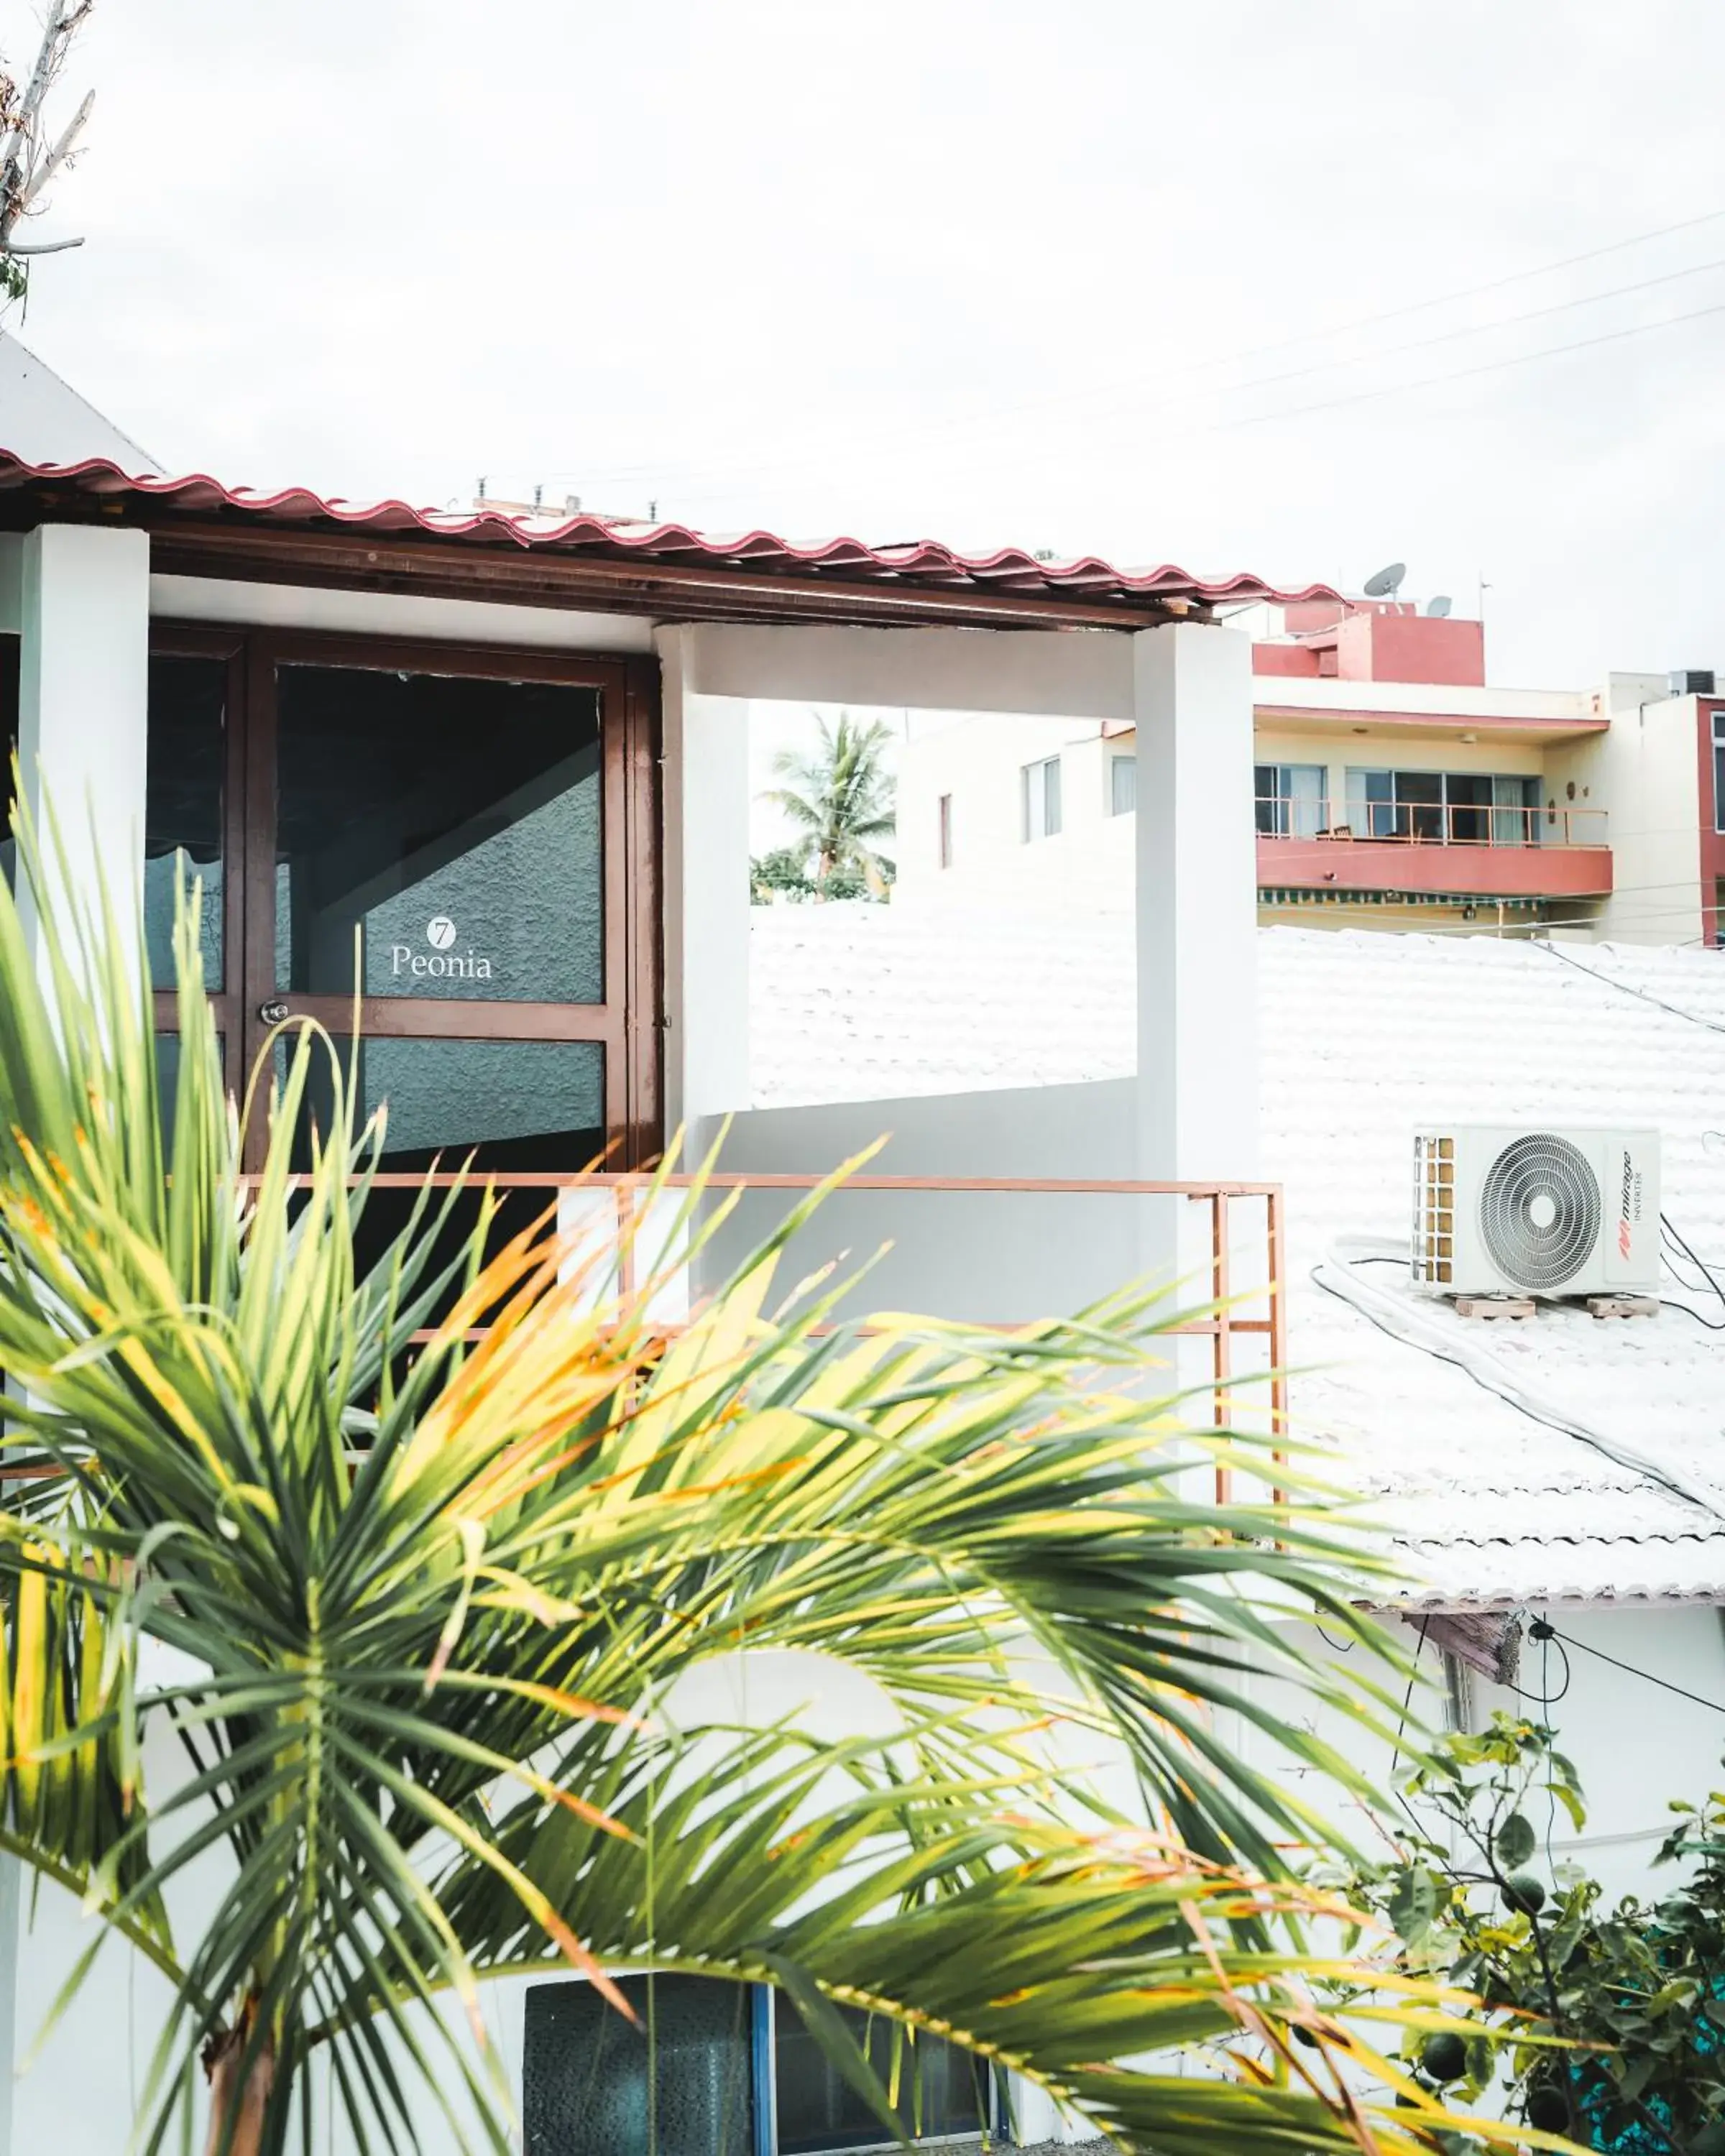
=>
[133,511,1196,632]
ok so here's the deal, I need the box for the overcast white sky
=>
[9,0,1725,704]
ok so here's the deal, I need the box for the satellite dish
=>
[1363,561,1407,599]
[1427,594,1453,618]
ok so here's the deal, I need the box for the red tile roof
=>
[0,448,1340,626]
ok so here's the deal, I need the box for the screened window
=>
[1254,762,1325,837]
[1021,755,1062,841]
[774,1991,990,2152]
[1109,753,1136,816]
[522,1978,993,2155]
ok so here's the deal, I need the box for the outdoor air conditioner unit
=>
[1411,1126,1661,1297]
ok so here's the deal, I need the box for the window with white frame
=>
[1109,753,1136,816]
[1021,754,1062,841]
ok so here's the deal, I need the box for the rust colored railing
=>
[371,1171,1288,1506]
[1254,795,1609,847]
[12,1174,1287,1508]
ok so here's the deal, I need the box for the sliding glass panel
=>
[1287,763,1325,838]
[1492,773,1531,847]
[275,666,604,1002]
[1445,772,1492,845]
[144,655,226,990]
[1394,770,1442,841]
[1254,763,1282,836]
[523,1976,755,2156]
[1346,768,1394,838]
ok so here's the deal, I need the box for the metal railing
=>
[6,1175,1289,1508]
[1254,796,1609,847]
[344,1170,1288,1507]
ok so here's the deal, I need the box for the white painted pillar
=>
[1,525,150,2156]
[14,523,152,961]
[1133,619,1259,1184]
[656,625,753,1138]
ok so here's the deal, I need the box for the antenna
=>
[1426,594,1453,618]
[1363,561,1407,601]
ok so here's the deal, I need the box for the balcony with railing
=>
[1254,793,1614,899]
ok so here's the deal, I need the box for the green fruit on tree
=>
[1526,2085,1569,2132]
[1292,2024,1320,2050]
[1420,2031,1468,2085]
[1502,1871,1547,1915]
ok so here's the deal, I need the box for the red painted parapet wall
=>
[1258,837,1613,899]
[1256,599,1486,687]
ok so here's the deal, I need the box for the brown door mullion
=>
[238,637,282,1167]
[273,995,620,1044]
[621,657,663,1165]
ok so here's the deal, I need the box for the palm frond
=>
[0,772,1535,2156]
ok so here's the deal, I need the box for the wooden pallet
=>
[1453,1295,1536,1322]
[1584,1294,1659,1320]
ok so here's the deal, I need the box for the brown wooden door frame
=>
[147,622,662,1169]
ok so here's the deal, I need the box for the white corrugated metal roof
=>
[750,903,1725,1606]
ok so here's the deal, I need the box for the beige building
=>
[897,597,1725,946]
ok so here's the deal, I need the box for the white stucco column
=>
[1133,618,1259,1184]
[656,625,753,1136]
[14,522,152,960]
[1,525,150,2156]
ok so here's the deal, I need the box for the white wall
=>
[1243,1605,1725,1906]
[693,1077,1160,1326]
[1556,688,1706,945]
[893,711,1133,906]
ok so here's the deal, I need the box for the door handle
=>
[257,999,291,1026]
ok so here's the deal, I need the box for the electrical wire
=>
[1389,1617,1430,1782]
[1533,1618,1725,1718]
[1530,1622,1572,1709]
[1660,1212,1725,1329]
[1218,291,1725,436]
[569,202,1725,494]
[1311,1236,1725,1521]
[1530,937,1725,1035]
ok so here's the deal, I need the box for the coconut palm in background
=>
[0,795,1537,2156]
[763,710,897,894]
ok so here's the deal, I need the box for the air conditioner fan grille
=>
[1478,1133,1601,1291]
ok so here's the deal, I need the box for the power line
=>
[1191,247,1725,418]
[1218,292,1725,435]
[564,203,1725,496]
[739,254,1725,505]
[1535,1620,1725,1718]
[1530,937,1725,1035]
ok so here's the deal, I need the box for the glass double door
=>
[146,627,660,1183]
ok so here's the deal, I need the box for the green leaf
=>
[1496,1812,1537,1869]
[1388,1864,1440,1945]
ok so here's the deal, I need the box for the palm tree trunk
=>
[202,2019,276,2156]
